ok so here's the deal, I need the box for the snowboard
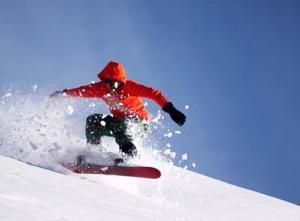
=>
[62,163,161,179]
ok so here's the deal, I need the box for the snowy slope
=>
[0,155,299,221]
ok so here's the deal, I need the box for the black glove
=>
[49,89,67,98]
[163,102,186,126]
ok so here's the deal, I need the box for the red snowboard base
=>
[62,163,161,179]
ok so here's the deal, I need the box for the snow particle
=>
[101,167,108,171]
[2,93,12,99]
[114,82,119,89]
[181,153,188,160]
[164,149,171,155]
[170,152,176,159]
[164,132,173,138]
[192,162,197,168]
[152,110,162,124]
[100,121,106,126]
[164,149,177,159]
[185,105,190,110]
[32,85,38,92]
[174,130,182,134]
[66,105,74,115]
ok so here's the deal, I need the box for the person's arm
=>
[50,82,106,98]
[127,80,186,126]
[126,80,169,107]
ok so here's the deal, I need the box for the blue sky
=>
[1,0,300,205]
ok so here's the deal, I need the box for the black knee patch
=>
[119,142,137,157]
[86,114,103,125]
[86,114,103,145]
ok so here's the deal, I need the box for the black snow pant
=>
[85,114,137,157]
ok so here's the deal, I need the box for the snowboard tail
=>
[63,163,161,179]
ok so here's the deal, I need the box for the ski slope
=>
[0,155,299,221]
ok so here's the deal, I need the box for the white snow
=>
[164,132,173,138]
[163,148,176,159]
[32,85,38,92]
[2,92,12,101]
[0,155,299,221]
[169,152,176,159]
[66,105,74,115]
[166,143,172,148]
[88,102,96,108]
[151,110,163,124]
[181,153,188,161]
[174,130,182,134]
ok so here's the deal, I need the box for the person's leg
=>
[85,113,103,145]
[86,114,138,157]
[116,117,149,157]
[79,113,104,163]
[102,116,137,157]
[115,131,137,157]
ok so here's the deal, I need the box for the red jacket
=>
[65,61,169,121]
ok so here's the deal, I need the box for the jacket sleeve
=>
[126,80,169,108]
[65,82,106,98]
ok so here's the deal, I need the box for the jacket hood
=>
[98,61,127,84]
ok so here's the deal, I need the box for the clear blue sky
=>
[1,0,300,205]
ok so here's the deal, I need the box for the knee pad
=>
[86,114,103,145]
[86,113,103,126]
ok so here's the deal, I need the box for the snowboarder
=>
[50,61,186,158]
